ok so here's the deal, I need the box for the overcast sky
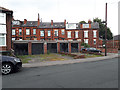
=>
[1,0,119,35]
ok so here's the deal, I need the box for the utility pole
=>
[105,3,107,56]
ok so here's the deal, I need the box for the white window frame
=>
[0,12,6,24]
[84,31,88,38]
[93,39,96,45]
[84,39,88,44]
[48,30,51,36]
[61,29,65,35]
[19,29,22,35]
[12,38,15,41]
[26,29,30,35]
[93,30,97,38]
[75,31,79,38]
[33,29,36,35]
[54,30,58,36]
[83,24,89,28]
[12,29,16,35]
[40,30,44,36]
[67,31,71,38]
[0,34,6,46]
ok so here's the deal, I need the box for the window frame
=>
[0,34,6,46]
[26,29,30,35]
[84,31,88,38]
[33,29,36,35]
[40,30,44,37]
[54,30,58,37]
[12,29,16,35]
[19,29,22,35]
[67,31,71,38]
[48,30,51,36]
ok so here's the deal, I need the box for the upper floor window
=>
[67,31,71,38]
[93,30,97,38]
[75,31,79,38]
[26,29,30,35]
[19,29,22,35]
[33,29,36,35]
[40,30,44,36]
[12,29,16,35]
[61,29,65,35]
[48,30,51,36]
[54,30,58,36]
[0,34,6,46]
[83,24,89,28]
[84,31,88,38]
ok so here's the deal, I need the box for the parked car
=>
[81,48,102,53]
[0,55,22,75]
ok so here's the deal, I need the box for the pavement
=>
[22,53,119,67]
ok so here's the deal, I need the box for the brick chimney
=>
[88,19,92,23]
[24,19,27,24]
[38,13,40,26]
[51,20,53,26]
[64,19,66,26]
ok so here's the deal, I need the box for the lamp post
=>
[105,3,107,56]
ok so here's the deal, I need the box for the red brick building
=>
[0,7,13,54]
[12,14,100,55]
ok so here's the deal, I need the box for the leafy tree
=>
[93,18,113,40]
[79,21,86,24]
[81,43,90,48]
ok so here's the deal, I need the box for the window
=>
[67,31,71,38]
[55,38,58,41]
[19,37,22,40]
[26,29,30,35]
[84,31,88,38]
[40,30,44,36]
[84,39,88,44]
[54,30,58,36]
[48,30,51,36]
[75,31,79,38]
[12,29,16,35]
[19,29,22,35]
[93,39,96,45]
[12,38,15,40]
[61,29,65,35]
[0,34,6,46]
[83,24,89,28]
[93,31,97,38]
[33,29,36,35]
[0,12,6,24]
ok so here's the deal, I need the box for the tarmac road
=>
[2,57,118,88]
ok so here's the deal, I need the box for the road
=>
[2,58,118,88]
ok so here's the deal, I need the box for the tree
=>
[79,21,86,24]
[93,18,113,40]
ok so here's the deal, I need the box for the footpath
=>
[23,53,119,67]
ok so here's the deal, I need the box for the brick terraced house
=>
[12,14,100,55]
[0,7,13,54]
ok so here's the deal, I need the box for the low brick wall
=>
[97,48,118,53]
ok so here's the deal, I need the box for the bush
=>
[81,43,90,48]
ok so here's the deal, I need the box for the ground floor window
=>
[93,39,96,45]
[0,34,6,46]
[84,39,88,44]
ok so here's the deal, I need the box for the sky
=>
[0,0,119,35]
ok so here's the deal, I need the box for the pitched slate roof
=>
[38,22,65,28]
[22,21,38,27]
[91,22,99,29]
[113,35,120,40]
[0,6,13,13]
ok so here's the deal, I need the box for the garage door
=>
[47,43,57,53]
[32,43,44,55]
[71,43,78,53]
[60,43,68,52]
[14,43,28,55]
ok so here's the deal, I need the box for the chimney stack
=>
[88,19,92,23]
[38,13,40,26]
[51,20,53,26]
[24,19,27,24]
[64,19,66,26]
